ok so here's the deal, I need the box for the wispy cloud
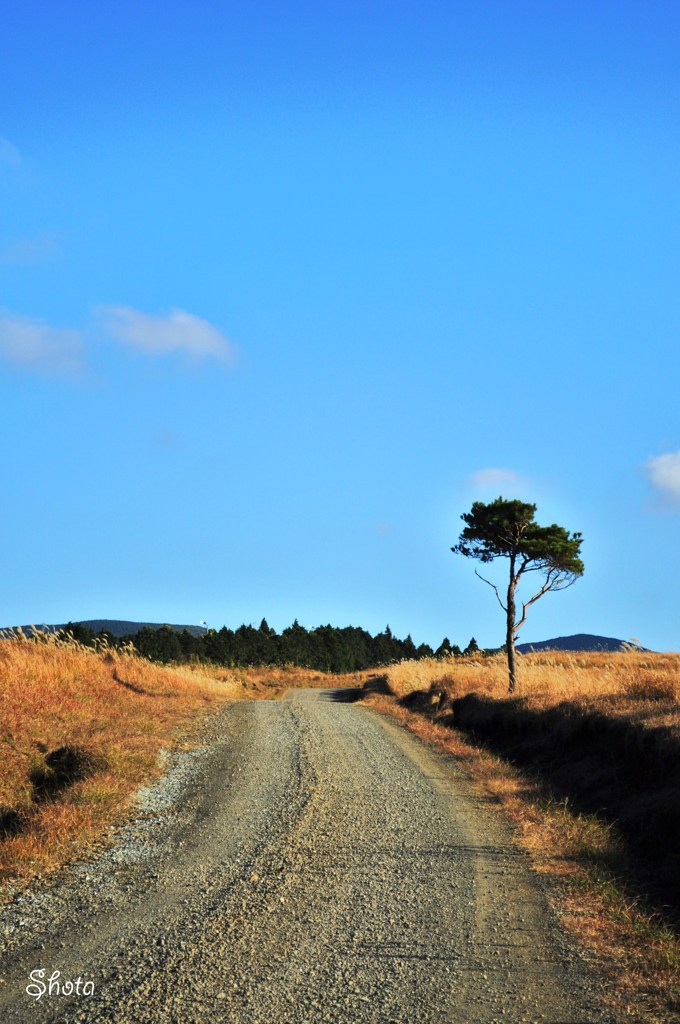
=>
[0,136,21,169]
[0,234,57,265]
[644,450,680,506]
[0,313,84,377]
[0,305,236,379]
[98,306,235,362]
[469,467,526,492]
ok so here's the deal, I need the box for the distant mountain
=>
[517,633,648,653]
[5,620,208,639]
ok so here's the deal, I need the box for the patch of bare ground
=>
[362,663,680,1024]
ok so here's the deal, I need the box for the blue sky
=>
[2,1,679,651]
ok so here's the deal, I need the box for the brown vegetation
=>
[382,648,680,711]
[0,632,243,890]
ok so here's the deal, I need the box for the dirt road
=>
[0,689,614,1023]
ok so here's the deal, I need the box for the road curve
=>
[0,689,613,1023]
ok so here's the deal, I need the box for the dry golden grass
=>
[382,649,680,729]
[0,632,243,889]
[233,664,366,699]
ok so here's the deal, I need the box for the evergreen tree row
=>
[60,619,478,673]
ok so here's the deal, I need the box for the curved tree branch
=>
[474,569,507,612]
[514,569,579,632]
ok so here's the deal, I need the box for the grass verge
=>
[0,633,244,896]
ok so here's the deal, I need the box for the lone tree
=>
[451,497,584,693]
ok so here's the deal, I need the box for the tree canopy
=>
[452,497,584,691]
[58,619,459,674]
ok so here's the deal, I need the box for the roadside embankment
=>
[360,650,680,1023]
[0,633,244,891]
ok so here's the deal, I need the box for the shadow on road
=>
[323,687,363,703]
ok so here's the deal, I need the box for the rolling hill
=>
[5,620,208,639]
[516,633,647,653]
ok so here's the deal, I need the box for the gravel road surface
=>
[0,689,615,1023]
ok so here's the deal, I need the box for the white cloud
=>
[644,450,680,505]
[469,467,525,492]
[98,306,234,363]
[0,136,21,169]
[0,313,84,377]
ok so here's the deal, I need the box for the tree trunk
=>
[506,558,517,693]
[506,627,517,693]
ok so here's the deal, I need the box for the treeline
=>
[60,620,479,673]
